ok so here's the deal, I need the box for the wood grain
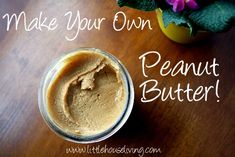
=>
[0,0,235,157]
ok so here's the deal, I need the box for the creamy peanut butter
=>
[46,50,127,136]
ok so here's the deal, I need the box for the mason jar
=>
[38,48,134,143]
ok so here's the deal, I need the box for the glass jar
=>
[38,48,134,143]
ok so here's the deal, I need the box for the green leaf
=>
[117,0,158,11]
[162,9,196,36]
[189,1,235,33]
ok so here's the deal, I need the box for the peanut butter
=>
[46,50,126,136]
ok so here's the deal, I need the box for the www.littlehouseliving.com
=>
[65,145,162,157]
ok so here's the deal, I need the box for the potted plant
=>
[117,0,235,44]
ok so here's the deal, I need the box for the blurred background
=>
[0,0,235,157]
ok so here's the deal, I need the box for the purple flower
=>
[166,0,199,12]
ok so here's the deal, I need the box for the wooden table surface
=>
[1,0,235,157]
